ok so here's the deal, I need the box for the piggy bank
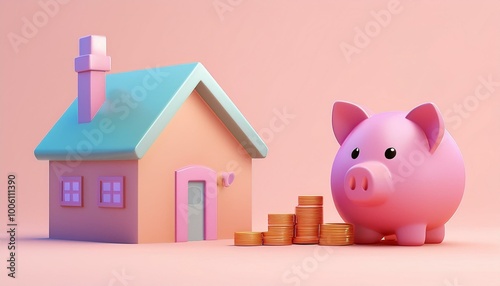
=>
[330,101,465,246]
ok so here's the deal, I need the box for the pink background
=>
[1,0,499,285]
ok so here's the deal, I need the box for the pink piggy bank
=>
[330,101,465,246]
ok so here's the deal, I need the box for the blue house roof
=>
[35,62,268,160]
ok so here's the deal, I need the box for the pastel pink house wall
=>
[137,89,252,243]
[48,160,139,243]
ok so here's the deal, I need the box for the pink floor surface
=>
[1,226,499,286]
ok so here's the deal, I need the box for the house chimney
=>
[74,35,111,123]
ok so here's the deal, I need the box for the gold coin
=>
[298,196,323,206]
[234,232,263,246]
[266,233,294,238]
[319,235,354,240]
[319,239,353,243]
[295,206,323,212]
[295,225,319,230]
[319,239,354,245]
[320,229,353,234]
[320,231,353,236]
[296,220,323,225]
[322,223,353,229]
[293,236,319,244]
[319,236,354,242]
[324,223,353,227]
[263,236,293,241]
[320,228,353,232]
[320,233,353,238]
[263,234,293,246]
[267,232,294,237]
[296,219,323,225]
[263,241,293,246]
[268,225,294,232]
[319,241,353,246]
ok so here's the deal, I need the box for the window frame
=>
[97,176,125,208]
[60,176,83,207]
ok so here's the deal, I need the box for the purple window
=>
[60,176,82,207]
[98,176,124,208]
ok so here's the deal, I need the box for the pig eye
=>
[351,148,360,159]
[385,147,397,159]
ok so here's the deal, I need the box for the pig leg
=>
[354,225,383,244]
[425,225,445,244]
[383,234,397,241]
[395,224,426,246]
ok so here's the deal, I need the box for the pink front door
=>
[175,165,218,242]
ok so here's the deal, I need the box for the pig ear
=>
[332,101,370,145]
[406,103,445,154]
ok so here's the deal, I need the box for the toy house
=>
[34,35,268,243]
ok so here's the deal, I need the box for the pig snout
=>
[344,161,394,206]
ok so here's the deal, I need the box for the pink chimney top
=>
[74,35,111,123]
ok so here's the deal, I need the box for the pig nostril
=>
[349,177,356,190]
[362,177,368,191]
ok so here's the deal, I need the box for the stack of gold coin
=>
[263,214,295,246]
[293,196,323,244]
[234,231,263,246]
[319,223,354,246]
